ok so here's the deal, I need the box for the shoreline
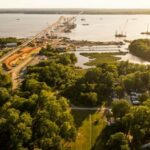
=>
[1,9,150,15]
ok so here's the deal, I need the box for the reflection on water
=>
[1,14,150,67]
[1,14,150,41]
[62,15,150,41]
[74,52,92,69]
[74,51,150,69]
[116,53,150,65]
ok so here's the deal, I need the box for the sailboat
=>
[141,24,150,35]
[115,20,128,38]
[115,31,127,38]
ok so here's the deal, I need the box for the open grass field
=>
[70,108,107,150]
[80,52,126,66]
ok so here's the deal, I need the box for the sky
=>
[0,0,150,9]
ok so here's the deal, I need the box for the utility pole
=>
[90,114,92,149]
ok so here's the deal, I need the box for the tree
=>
[0,87,10,106]
[114,85,125,99]
[143,99,150,108]
[123,106,150,148]
[111,100,130,119]
[129,39,150,61]
[0,108,32,149]
[106,132,130,150]
[58,53,77,65]
[0,87,76,150]
[80,92,98,106]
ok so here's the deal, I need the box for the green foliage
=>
[39,45,59,57]
[0,37,18,46]
[0,72,12,89]
[0,89,76,149]
[80,52,125,66]
[65,64,116,106]
[143,99,150,108]
[129,39,150,61]
[58,53,77,65]
[80,92,98,106]
[117,61,149,76]
[1,41,150,150]
[123,106,150,148]
[25,62,78,91]
[111,100,130,119]
[0,108,32,149]
[123,71,150,92]
[0,87,10,106]
[106,132,130,150]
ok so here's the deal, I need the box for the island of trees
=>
[129,39,150,61]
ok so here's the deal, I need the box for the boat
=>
[132,18,137,20]
[115,20,128,38]
[115,31,127,38]
[82,23,89,26]
[81,18,86,21]
[141,24,150,35]
[141,32,150,35]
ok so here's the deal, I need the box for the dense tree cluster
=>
[0,44,150,149]
[25,47,150,107]
[24,61,79,91]
[65,64,117,106]
[123,71,150,93]
[0,89,76,149]
[95,99,150,150]
[64,62,150,106]
[129,39,150,61]
[0,49,77,149]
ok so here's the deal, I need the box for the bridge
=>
[0,15,77,89]
[0,15,76,63]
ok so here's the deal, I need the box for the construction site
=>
[1,16,77,70]
[0,15,78,89]
[0,13,127,89]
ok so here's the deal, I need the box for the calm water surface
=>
[1,14,150,41]
[1,14,150,67]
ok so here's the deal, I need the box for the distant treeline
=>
[1,8,150,14]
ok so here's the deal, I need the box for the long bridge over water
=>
[0,15,76,63]
[0,15,77,89]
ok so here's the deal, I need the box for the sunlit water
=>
[74,52,150,69]
[1,14,150,41]
[1,14,150,67]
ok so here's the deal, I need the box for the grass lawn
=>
[70,108,107,150]
[80,52,126,66]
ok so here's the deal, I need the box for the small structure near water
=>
[5,43,17,47]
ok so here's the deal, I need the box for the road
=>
[0,16,75,63]
[0,15,77,89]
[10,48,41,90]
[71,106,101,111]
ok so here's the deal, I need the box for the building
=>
[130,92,141,105]
[5,43,17,47]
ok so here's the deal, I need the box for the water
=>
[117,53,150,65]
[74,52,150,69]
[0,14,60,38]
[64,15,150,41]
[1,13,150,67]
[1,14,150,41]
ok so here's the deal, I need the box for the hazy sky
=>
[0,0,150,8]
